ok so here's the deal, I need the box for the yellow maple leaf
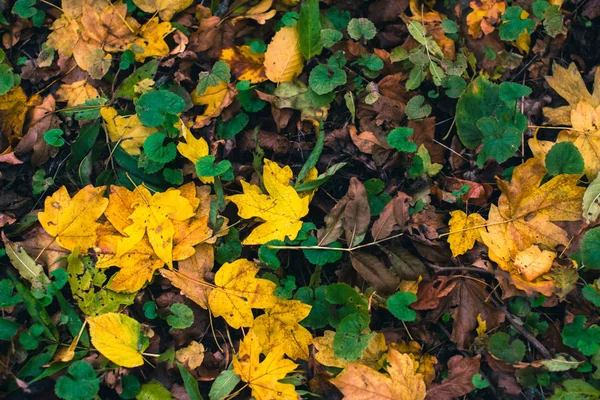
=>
[191,81,237,128]
[80,3,139,53]
[208,259,277,328]
[87,313,145,368]
[251,299,313,360]
[515,28,531,53]
[331,347,427,400]
[175,341,205,369]
[231,0,277,25]
[176,123,213,184]
[134,18,174,62]
[389,341,438,386]
[514,245,557,281]
[264,26,304,83]
[101,107,157,155]
[466,0,506,38]
[38,185,108,251]
[46,16,80,57]
[314,331,388,369]
[228,159,311,245]
[233,330,299,400]
[220,45,267,84]
[56,81,100,107]
[447,210,486,257]
[160,243,214,309]
[133,0,193,22]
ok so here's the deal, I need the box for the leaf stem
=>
[266,232,404,252]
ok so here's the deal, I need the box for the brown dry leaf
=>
[175,341,205,369]
[231,0,277,25]
[317,197,348,247]
[16,227,69,271]
[15,95,60,166]
[351,251,399,295]
[46,16,80,58]
[80,2,140,53]
[381,246,430,281]
[332,348,427,400]
[220,45,267,84]
[160,243,214,309]
[426,355,481,400]
[264,26,304,83]
[371,192,411,241]
[56,81,100,107]
[408,0,455,58]
[344,178,371,247]
[466,0,507,38]
[349,126,392,165]
[0,87,41,150]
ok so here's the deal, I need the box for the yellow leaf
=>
[251,299,312,360]
[176,124,213,184]
[264,26,304,83]
[87,313,145,368]
[228,159,311,244]
[134,18,174,62]
[171,183,213,260]
[331,348,427,400]
[389,341,438,386]
[80,3,139,53]
[466,0,506,38]
[191,81,236,128]
[476,314,487,337]
[447,210,486,257]
[133,0,193,21]
[208,259,277,328]
[220,45,267,84]
[314,331,388,369]
[160,243,214,309]
[56,81,100,107]
[231,0,277,25]
[514,245,556,282]
[46,16,80,57]
[101,107,157,155]
[112,186,195,268]
[175,341,205,369]
[515,29,531,53]
[38,185,108,251]
[0,87,41,147]
[233,330,299,400]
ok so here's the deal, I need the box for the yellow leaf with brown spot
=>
[56,81,100,107]
[331,347,427,400]
[233,330,299,400]
[447,210,486,256]
[134,18,174,62]
[191,81,236,128]
[251,299,312,360]
[208,259,277,328]
[231,0,277,25]
[133,0,193,21]
[101,107,157,156]
[87,313,145,368]
[80,3,140,52]
[38,185,108,251]
[227,159,311,244]
[264,26,304,83]
[220,45,267,84]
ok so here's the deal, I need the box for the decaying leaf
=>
[175,341,205,369]
[133,0,193,21]
[466,0,507,38]
[220,45,267,84]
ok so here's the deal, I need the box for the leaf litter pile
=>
[1,0,600,399]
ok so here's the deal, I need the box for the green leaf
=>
[12,0,37,18]
[116,60,158,99]
[215,227,242,264]
[407,20,443,57]
[583,175,600,224]
[136,380,174,400]
[55,361,100,400]
[295,162,346,192]
[326,6,350,31]
[388,127,417,153]
[533,0,550,18]
[196,61,230,95]
[258,240,285,270]
[325,283,369,327]
[542,5,566,37]
[144,133,177,163]
[143,301,158,319]
[163,168,183,185]
[4,239,51,301]
[0,279,21,308]
[405,95,432,120]
[472,373,489,389]
[333,312,375,361]
[551,380,600,399]
[69,121,101,169]
[0,64,14,95]
[298,126,325,182]
[390,46,409,62]
[294,286,331,329]
[499,82,532,103]
[475,116,522,166]
[298,0,322,59]
[0,318,19,341]
[442,75,467,99]
[120,375,141,399]
[239,88,267,112]
[63,97,108,121]
[308,64,347,95]
[406,65,425,90]
[136,90,186,127]
[546,142,584,176]
[417,145,443,176]
[387,291,417,321]
[44,128,66,147]
[301,236,343,266]
[456,76,501,149]
[281,11,299,26]
[195,155,232,179]
[167,303,194,329]
[356,54,383,72]
[321,28,343,48]
[177,363,204,400]
[216,113,249,140]
[562,315,600,356]
[32,169,54,195]
[209,365,240,400]
[347,18,376,40]
[582,227,600,269]
[499,6,535,41]
[488,332,526,363]
[441,19,459,34]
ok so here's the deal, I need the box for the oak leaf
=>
[100,107,157,155]
[331,348,426,400]
[447,210,486,257]
[251,298,313,360]
[228,159,311,244]
[466,0,507,38]
[87,313,146,368]
[220,45,267,84]
[38,185,108,251]
[133,0,193,21]
[208,259,278,328]
[233,330,299,400]
[264,26,304,83]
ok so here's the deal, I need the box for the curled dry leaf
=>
[371,192,412,241]
[343,178,371,247]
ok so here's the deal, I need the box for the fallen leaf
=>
[176,341,205,369]
[426,355,481,400]
[133,18,174,62]
[87,313,145,368]
[176,124,213,184]
[314,331,388,369]
[133,0,193,21]
[466,0,507,38]
[191,81,237,128]
[0,87,41,150]
[220,45,267,84]
[371,192,412,241]
[101,107,157,156]
[56,81,100,107]
[344,178,371,247]
[447,210,486,257]
[351,251,400,295]
[231,0,277,25]
[264,26,304,83]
